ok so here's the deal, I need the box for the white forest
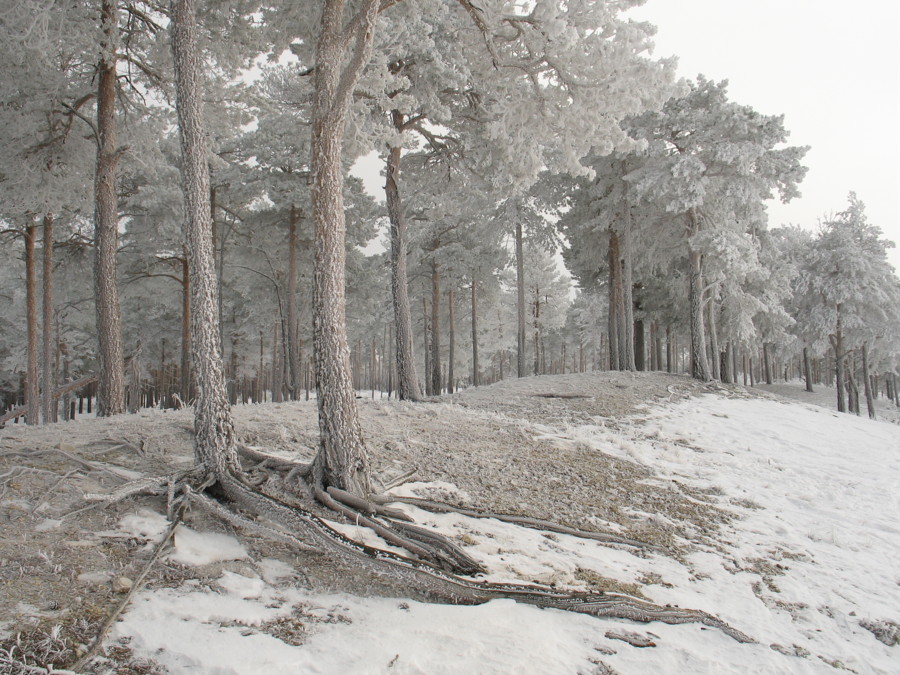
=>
[0,1,898,673]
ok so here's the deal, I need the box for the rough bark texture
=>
[687,210,710,381]
[94,0,125,416]
[180,253,191,399]
[621,213,635,371]
[385,117,421,401]
[515,222,526,377]
[763,343,773,385]
[707,299,720,381]
[25,221,39,425]
[308,0,379,496]
[171,0,240,478]
[471,280,479,386]
[41,214,55,423]
[430,259,441,395]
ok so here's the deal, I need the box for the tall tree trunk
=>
[286,204,302,399]
[532,290,541,376]
[830,305,846,413]
[707,297,720,381]
[25,220,39,425]
[803,346,814,393]
[430,258,441,395]
[607,230,621,370]
[423,295,431,396]
[622,213,636,371]
[471,280,479,387]
[171,0,239,477]
[763,343,773,385]
[723,340,734,385]
[41,214,55,423]
[385,125,421,400]
[862,342,876,420]
[180,253,191,399]
[306,0,379,495]
[447,288,455,394]
[687,209,710,381]
[94,0,125,416]
[515,221,526,377]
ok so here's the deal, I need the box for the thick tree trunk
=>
[430,259,441,395]
[286,204,302,399]
[862,342,876,420]
[94,0,125,416]
[622,219,635,371]
[41,214,55,423]
[447,288,455,394]
[307,0,379,495]
[634,319,645,372]
[171,0,239,477]
[385,129,421,400]
[723,340,733,385]
[423,296,431,396]
[25,221,39,425]
[830,306,846,413]
[471,280,479,387]
[515,221,526,377]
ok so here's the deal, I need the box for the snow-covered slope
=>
[101,386,899,674]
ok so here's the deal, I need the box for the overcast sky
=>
[628,0,900,271]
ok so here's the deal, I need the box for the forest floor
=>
[0,371,898,674]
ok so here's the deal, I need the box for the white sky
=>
[628,0,900,272]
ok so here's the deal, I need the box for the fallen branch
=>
[70,502,186,673]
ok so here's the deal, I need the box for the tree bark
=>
[94,0,125,416]
[308,0,379,495]
[41,214,55,423]
[447,288,455,394]
[430,258,441,395]
[687,210,710,381]
[862,342,876,420]
[171,0,240,477]
[707,297,720,381]
[763,343,773,385]
[286,204,302,399]
[532,288,541,376]
[471,280,479,387]
[607,230,621,370]
[803,347,814,393]
[25,220,39,425]
[180,253,191,399]
[515,221,526,377]
[830,305,846,413]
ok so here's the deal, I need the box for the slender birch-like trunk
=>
[171,0,239,477]
[94,0,125,416]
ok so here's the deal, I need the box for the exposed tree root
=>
[371,494,659,551]
[74,460,755,650]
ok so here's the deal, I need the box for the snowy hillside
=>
[1,372,898,674]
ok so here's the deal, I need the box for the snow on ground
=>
[101,384,900,675]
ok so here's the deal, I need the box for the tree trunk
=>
[862,342,876,420]
[515,221,526,377]
[763,343,773,385]
[447,288,455,394]
[306,0,379,495]
[41,214,55,423]
[180,253,191,400]
[423,295,431,396]
[830,305,846,413]
[687,210,710,381]
[622,215,636,371]
[723,340,733,384]
[803,347,814,393]
[430,258,441,395]
[286,204,302,399]
[607,230,621,370]
[94,0,125,416]
[532,289,541,376]
[471,280,479,387]
[385,126,421,401]
[633,319,645,372]
[171,0,240,477]
[707,297,720,381]
[25,221,39,425]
